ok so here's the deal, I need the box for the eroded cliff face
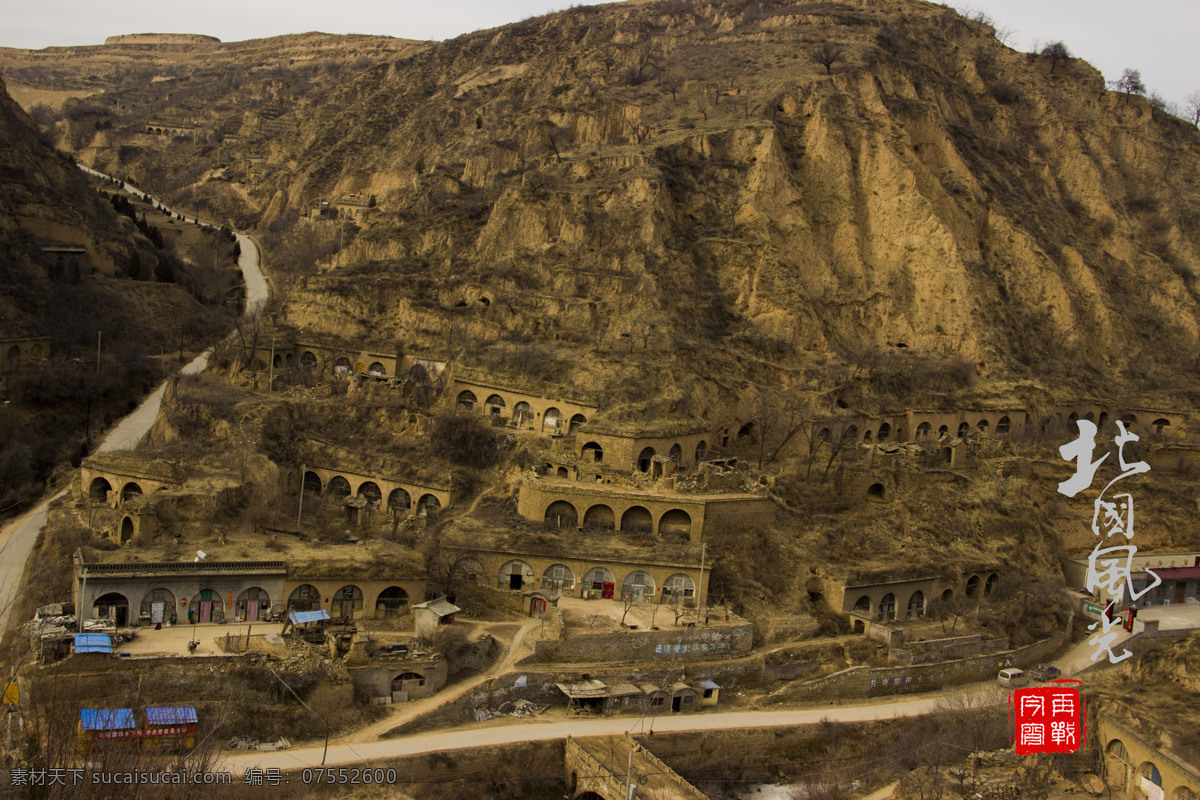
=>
[256,0,1200,406]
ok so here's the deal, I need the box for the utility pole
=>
[697,542,707,626]
[268,335,275,392]
[95,331,101,373]
[297,464,306,531]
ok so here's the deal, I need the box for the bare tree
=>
[1039,41,1070,74]
[813,41,848,74]
[1186,90,1200,127]
[1110,68,1146,102]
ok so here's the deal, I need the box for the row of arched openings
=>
[92,587,276,626]
[482,558,696,602]
[852,573,999,622]
[302,472,441,514]
[88,477,145,503]
[544,501,691,538]
[285,584,409,618]
[455,391,588,433]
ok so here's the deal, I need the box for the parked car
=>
[997,668,1027,688]
[1030,663,1062,682]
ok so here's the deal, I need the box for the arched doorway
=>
[357,481,382,507]
[541,564,576,593]
[569,414,587,434]
[637,448,656,472]
[188,589,224,624]
[965,575,981,596]
[333,356,352,376]
[621,506,653,534]
[668,443,682,463]
[140,588,176,625]
[544,501,578,528]
[327,476,351,498]
[376,586,409,618]
[368,361,386,376]
[417,494,441,514]
[582,504,615,531]
[120,482,143,502]
[388,488,411,516]
[499,560,534,590]
[303,471,322,495]
[659,509,691,540]
[853,595,871,615]
[660,573,695,605]
[236,588,270,622]
[89,477,112,503]
[622,571,655,601]
[453,557,485,583]
[907,591,925,619]
[94,592,129,627]
[543,407,562,433]
[583,567,616,599]
[457,390,477,410]
[513,401,532,426]
[391,671,425,695]
[119,516,135,543]
[288,584,320,612]
[694,441,707,461]
[484,394,506,415]
[581,441,603,463]
[877,593,896,621]
[984,573,999,595]
[331,585,364,619]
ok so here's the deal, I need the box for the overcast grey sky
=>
[3,0,1196,106]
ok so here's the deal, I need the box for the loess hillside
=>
[8,1,1200,413]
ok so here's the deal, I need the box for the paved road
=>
[0,168,267,632]
[221,693,961,774]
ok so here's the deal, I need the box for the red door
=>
[602,582,615,599]
[531,598,546,616]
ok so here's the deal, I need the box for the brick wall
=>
[526,622,753,664]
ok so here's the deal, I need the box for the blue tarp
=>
[80,709,135,731]
[146,706,198,726]
[73,634,112,654]
[288,610,331,625]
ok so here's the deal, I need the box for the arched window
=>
[235,587,271,621]
[287,584,320,612]
[661,573,695,602]
[541,564,576,591]
[957,422,970,437]
[368,361,386,376]
[417,494,441,514]
[457,390,477,409]
[916,422,931,438]
[844,425,858,442]
[984,573,999,596]
[668,443,683,463]
[877,423,891,442]
[996,416,1010,434]
[327,476,351,497]
[937,425,949,438]
[867,483,886,500]
[907,591,925,619]
[333,357,352,376]
[1152,418,1171,435]
[300,351,317,370]
[582,441,603,463]
[543,407,562,433]
[621,506,653,533]
[621,571,655,601]
[965,575,981,596]
[637,447,656,472]
[513,401,532,425]
[853,595,871,615]
[695,441,707,461]
[977,419,989,434]
[94,592,130,626]
[453,557,485,582]
[484,394,506,415]
[877,593,896,621]
[140,588,176,624]
[569,413,587,434]
[121,482,143,502]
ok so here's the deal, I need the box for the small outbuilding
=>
[669,682,698,713]
[698,679,721,707]
[413,597,460,639]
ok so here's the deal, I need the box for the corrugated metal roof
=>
[288,610,331,625]
[413,597,460,617]
[1137,566,1200,580]
[698,679,721,690]
[146,706,198,725]
[80,709,135,731]
[73,634,112,654]
[555,680,609,699]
